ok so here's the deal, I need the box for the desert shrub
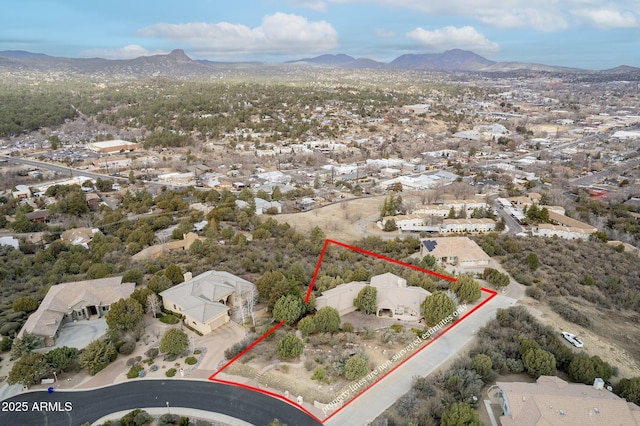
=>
[298,316,316,335]
[548,299,592,328]
[193,349,201,355]
[342,322,354,333]
[224,338,251,360]
[311,366,327,381]
[145,347,159,358]
[163,353,178,362]
[185,356,197,365]
[118,340,136,355]
[165,368,177,377]
[525,286,544,300]
[159,314,180,325]
[344,354,369,380]
[127,365,144,379]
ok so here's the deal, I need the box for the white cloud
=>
[571,8,638,28]
[322,0,639,32]
[138,13,338,57]
[82,44,169,59]
[407,26,499,54]
[289,0,328,12]
[375,28,396,38]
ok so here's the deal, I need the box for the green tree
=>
[383,219,398,232]
[105,298,144,334]
[354,285,377,314]
[255,271,299,307]
[420,254,437,270]
[344,354,369,380]
[7,352,50,387]
[272,295,305,325]
[450,274,481,303]
[271,186,282,201]
[314,307,341,333]
[80,339,117,375]
[286,261,308,286]
[10,331,42,359]
[46,346,80,372]
[523,348,556,377]
[276,332,304,360]
[122,268,144,285]
[164,264,184,285]
[147,275,173,293]
[49,135,60,150]
[482,268,510,288]
[120,408,153,426]
[159,328,189,355]
[471,354,493,377]
[298,316,316,335]
[525,252,540,271]
[441,402,481,426]
[421,291,455,324]
[130,287,153,308]
[128,170,136,185]
[568,354,613,384]
[12,295,38,313]
[616,377,640,405]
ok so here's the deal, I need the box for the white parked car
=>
[561,331,584,348]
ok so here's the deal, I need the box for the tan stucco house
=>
[18,276,134,347]
[315,272,430,321]
[495,376,640,425]
[159,270,256,335]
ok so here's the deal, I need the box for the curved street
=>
[0,379,322,426]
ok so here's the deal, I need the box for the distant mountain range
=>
[1,48,639,77]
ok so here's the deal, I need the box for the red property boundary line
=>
[209,239,498,424]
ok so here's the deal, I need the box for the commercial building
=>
[86,140,141,154]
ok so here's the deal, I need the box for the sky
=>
[1,0,639,69]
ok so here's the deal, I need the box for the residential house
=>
[530,211,598,241]
[11,185,31,200]
[18,276,134,347]
[421,237,491,268]
[255,198,282,215]
[159,271,256,335]
[315,273,430,321]
[131,232,205,261]
[440,218,496,234]
[495,376,640,426]
[380,214,425,230]
[26,210,50,223]
[60,227,99,248]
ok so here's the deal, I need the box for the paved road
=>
[494,203,524,234]
[325,294,517,426]
[0,155,163,189]
[0,379,322,426]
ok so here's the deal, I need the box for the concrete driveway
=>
[52,318,108,350]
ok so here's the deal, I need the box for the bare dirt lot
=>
[524,297,640,379]
[275,195,387,242]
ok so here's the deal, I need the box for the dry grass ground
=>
[274,195,387,242]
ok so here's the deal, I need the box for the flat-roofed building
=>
[86,140,141,154]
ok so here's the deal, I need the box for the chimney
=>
[183,272,193,282]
